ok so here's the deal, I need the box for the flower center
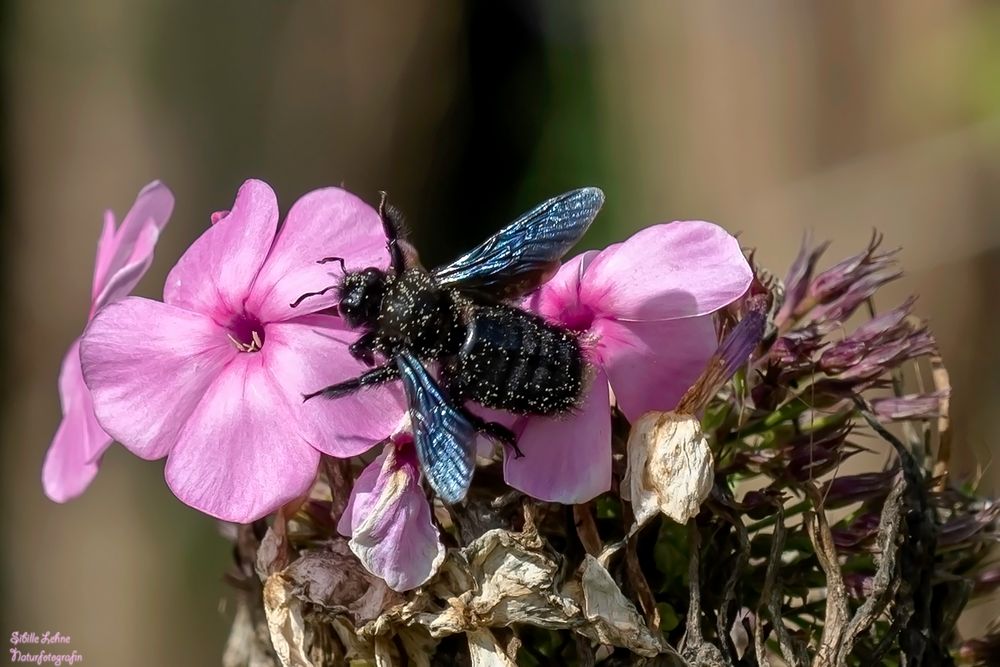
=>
[227,313,266,353]
[560,303,596,332]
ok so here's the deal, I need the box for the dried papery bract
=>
[623,412,714,527]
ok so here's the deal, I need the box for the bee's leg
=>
[348,331,379,367]
[303,361,399,401]
[378,191,406,277]
[462,410,524,459]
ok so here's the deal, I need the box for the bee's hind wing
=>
[432,187,604,300]
[396,350,477,503]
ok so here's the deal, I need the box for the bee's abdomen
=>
[445,305,585,416]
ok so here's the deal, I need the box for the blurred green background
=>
[2,2,999,665]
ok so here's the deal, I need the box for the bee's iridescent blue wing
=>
[396,350,476,503]
[432,187,605,299]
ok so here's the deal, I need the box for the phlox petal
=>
[80,297,235,460]
[164,179,278,318]
[92,180,174,308]
[595,315,717,422]
[42,417,100,503]
[42,340,110,502]
[336,451,384,538]
[339,443,445,592]
[92,211,118,303]
[581,221,752,321]
[164,354,321,523]
[503,369,612,504]
[93,225,162,317]
[264,315,405,457]
[247,187,389,322]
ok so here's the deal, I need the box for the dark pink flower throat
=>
[560,303,596,332]
[227,313,266,353]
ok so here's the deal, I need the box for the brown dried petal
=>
[283,541,402,626]
[263,573,314,667]
[577,556,669,658]
[466,628,518,667]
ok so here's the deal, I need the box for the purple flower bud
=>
[871,391,948,421]
[677,296,767,412]
[844,572,875,599]
[819,299,937,381]
[807,233,899,309]
[737,489,786,519]
[938,505,1000,548]
[820,469,899,509]
[775,235,829,327]
[810,265,902,324]
[770,323,832,368]
[718,295,768,380]
[973,565,1000,596]
[843,296,916,345]
[832,330,936,382]
[819,341,866,373]
[750,362,786,411]
[787,444,860,483]
[958,633,1000,665]
[831,512,881,552]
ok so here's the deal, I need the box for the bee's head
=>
[338,267,387,328]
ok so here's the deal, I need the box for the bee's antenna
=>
[317,256,348,274]
[289,284,339,309]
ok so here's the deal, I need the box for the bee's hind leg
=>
[303,361,399,401]
[462,410,524,459]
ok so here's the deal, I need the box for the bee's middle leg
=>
[303,361,399,401]
[462,409,524,459]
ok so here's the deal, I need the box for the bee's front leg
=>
[349,331,380,367]
[303,360,399,401]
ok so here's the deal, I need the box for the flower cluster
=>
[46,179,752,583]
[47,181,1000,665]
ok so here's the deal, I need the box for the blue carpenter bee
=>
[299,188,605,503]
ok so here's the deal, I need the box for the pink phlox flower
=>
[80,179,404,523]
[502,220,754,503]
[343,220,751,590]
[338,430,445,592]
[43,181,174,502]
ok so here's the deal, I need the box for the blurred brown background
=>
[2,2,998,665]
